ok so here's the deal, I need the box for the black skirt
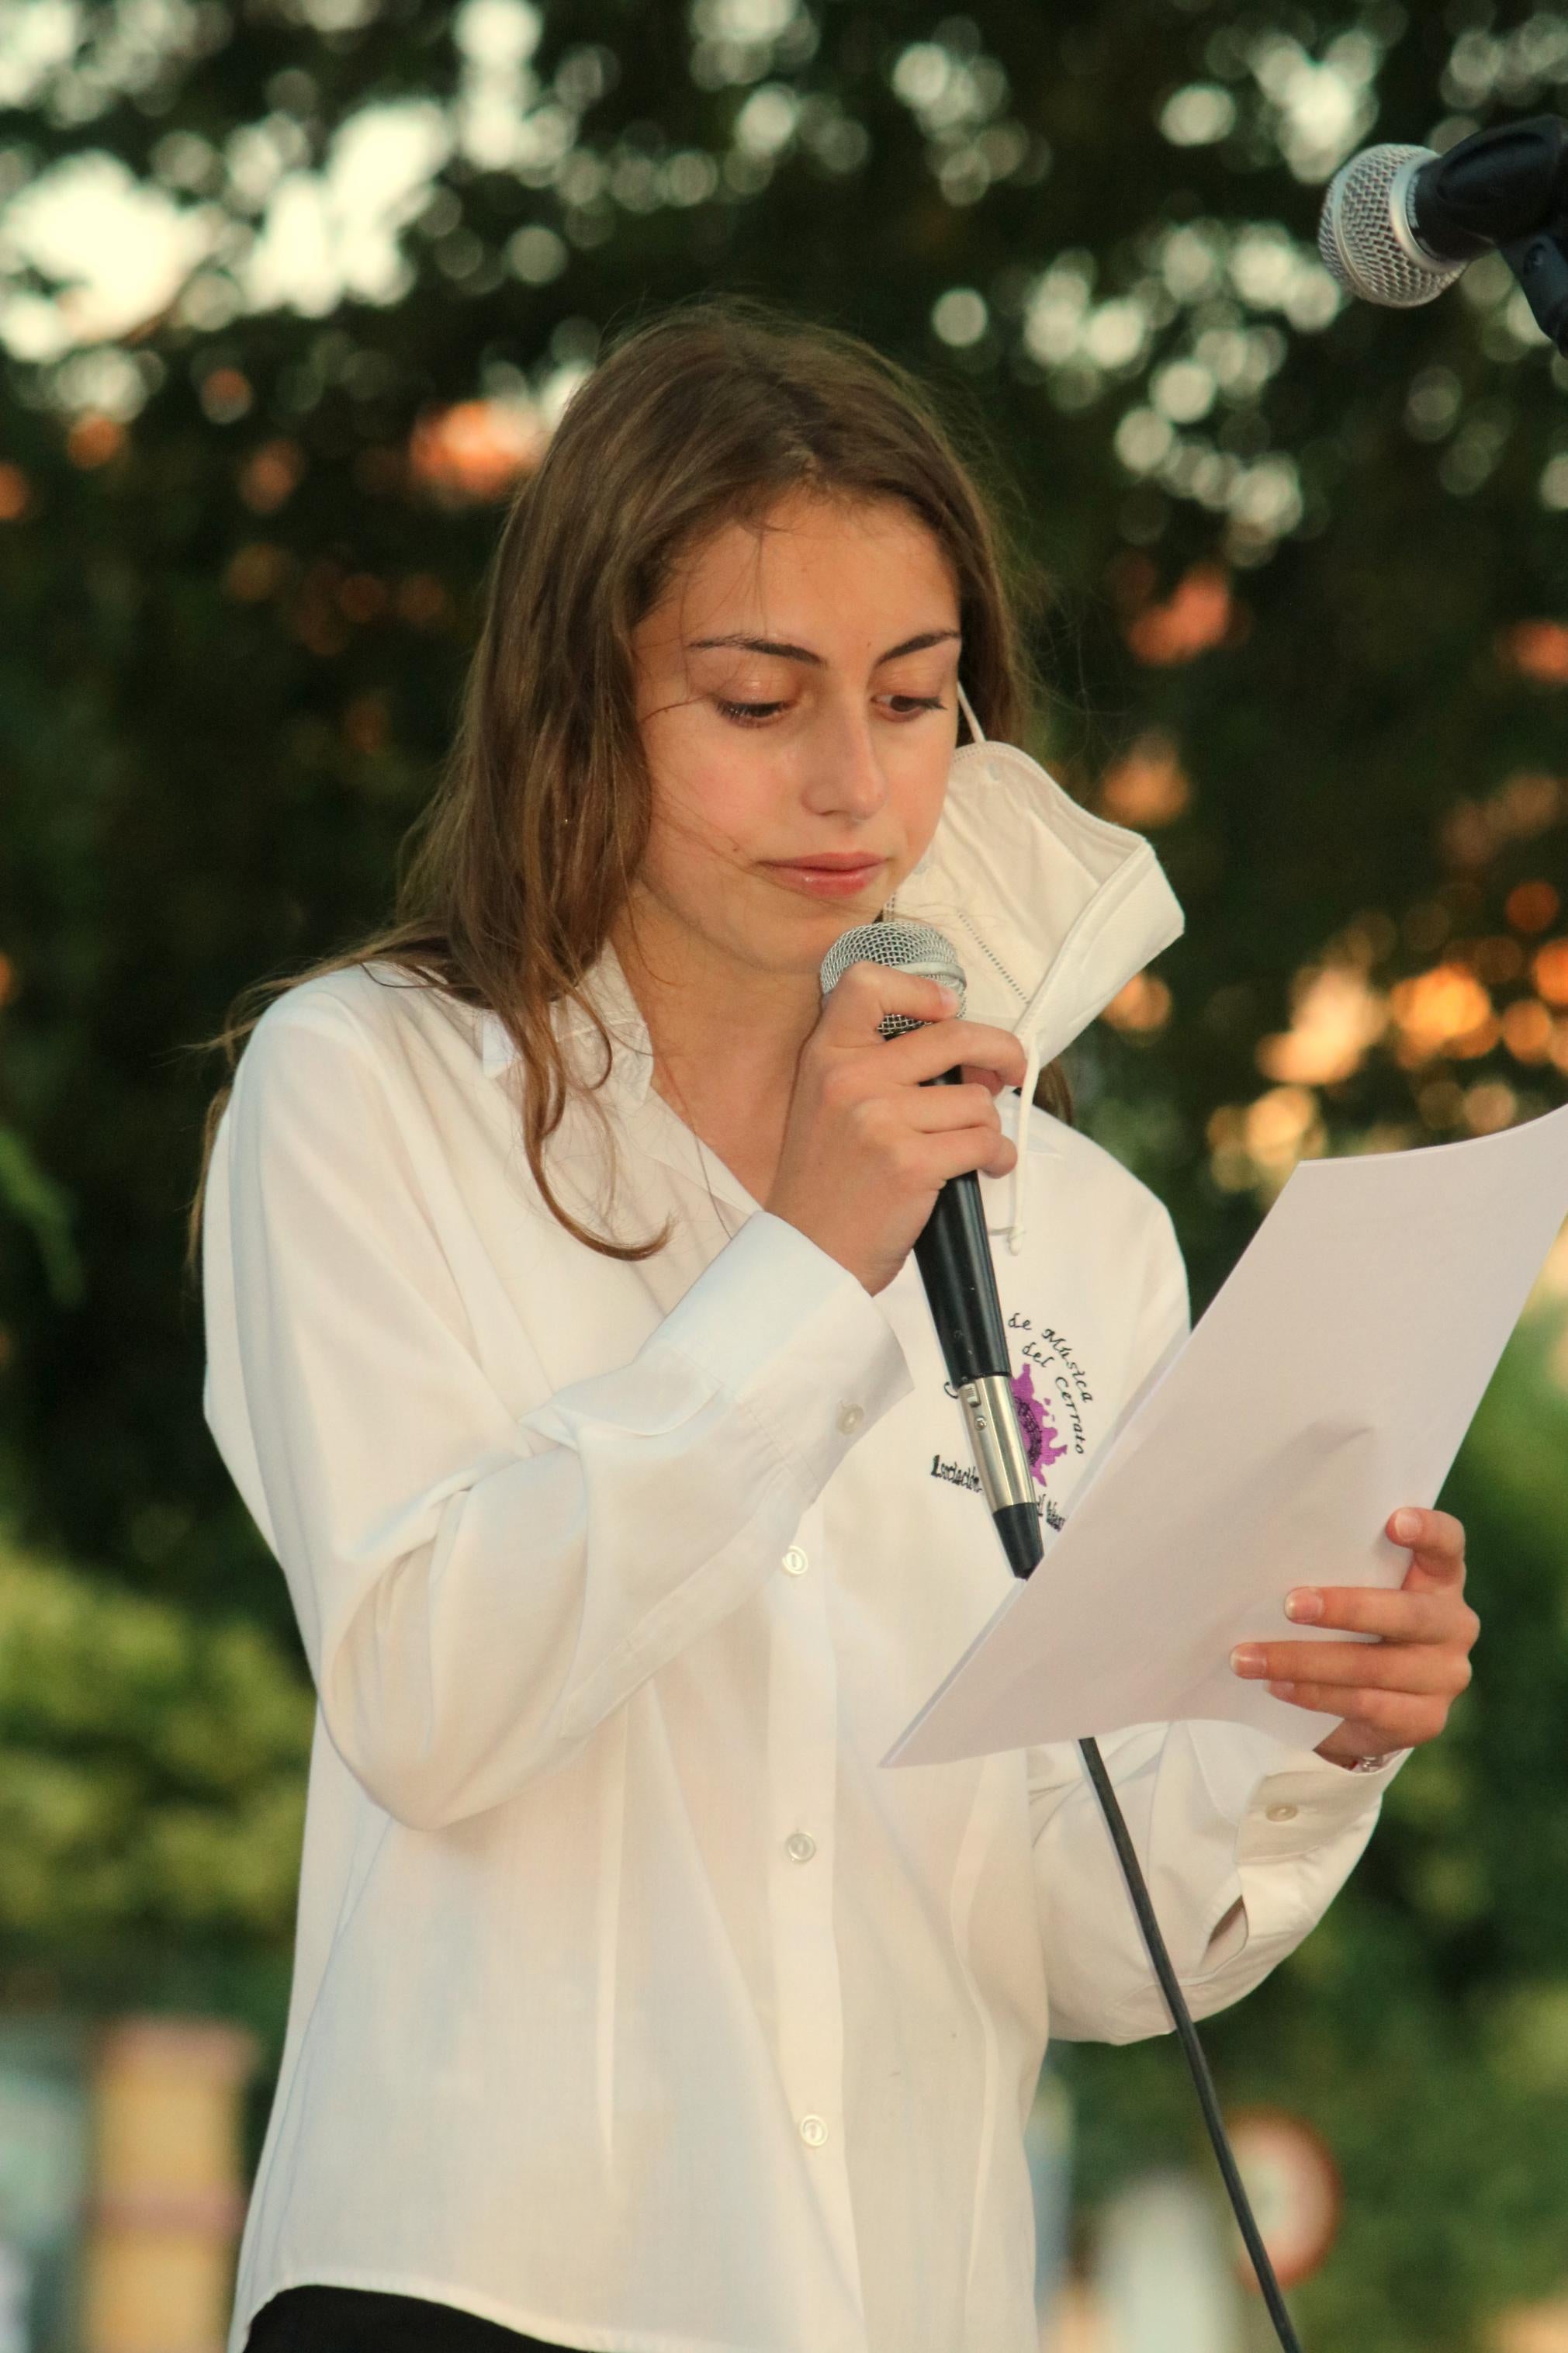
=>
[244,2286,576,2351]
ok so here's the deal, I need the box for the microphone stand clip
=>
[1502,213,1568,354]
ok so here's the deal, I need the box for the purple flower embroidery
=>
[1009,1363,1068,1485]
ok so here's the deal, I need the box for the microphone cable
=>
[1074,1731,1305,2353]
[826,913,1306,2338]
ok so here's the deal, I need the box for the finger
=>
[819,961,961,1042]
[906,1082,1006,1135]
[881,1017,1029,1089]
[912,1123,1019,1186]
[961,1062,1006,1098]
[1387,1506,1467,1584]
[1266,1687,1449,1744]
[1285,1585,1478,1645]
[1233,1639,1471,1696]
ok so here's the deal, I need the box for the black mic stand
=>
[1414,110,1568,352]
[1503,213,1568,354]
[1071,1732,1307,2351]
[892,935,1307,2341]
[1002,1453,1309,2348]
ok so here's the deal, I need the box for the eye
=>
[714,698,787,726]
[715,687,959,724]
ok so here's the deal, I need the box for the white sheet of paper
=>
[884,1100,1568,1769]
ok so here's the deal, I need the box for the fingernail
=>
[936,986,958,1012]
[1268,1681,1296,1700]
[1393,1509,1421,1542]
[1285,1589,1324,1622]
[1230,1644,1265,1676]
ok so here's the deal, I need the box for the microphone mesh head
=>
[819,919,967,1038]
[1318,144,1462,307]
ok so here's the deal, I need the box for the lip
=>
[760,854,889,900]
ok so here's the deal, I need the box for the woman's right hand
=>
[766,962,1029,1296]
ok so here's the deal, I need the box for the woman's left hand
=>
[1229,1506,1480,1768]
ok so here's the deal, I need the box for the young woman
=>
[191,296,1479,2353]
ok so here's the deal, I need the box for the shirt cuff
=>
[1174,1727,1408,1986]
[1183,1722,1408,1873]
[1234,1742,1408,1856]
[655,1209,912,1483]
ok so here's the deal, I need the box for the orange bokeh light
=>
[67,414,123,468]
[240,438,305,514]
[1124,563,1235,666]
[1505,880,1560,934]
[1098,733,1192,827]
[1256,965,1388,1086]
[223,542,294,601]
[1387,963,1495,1062]
[408,400,547,502]
[1501,619,1568,685]
[1533,938,1568,1007]
[1102,972,1172,1034]
[1502,999,1553,1062]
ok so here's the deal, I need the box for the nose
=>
[800,695,889,823]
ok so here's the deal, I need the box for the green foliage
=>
[0,1128,81,1309]
[0,1527,311,1949]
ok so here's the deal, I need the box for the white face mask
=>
[887,677,1185,1252]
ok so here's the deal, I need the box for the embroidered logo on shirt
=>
[930,1452,982,1493]
[929,1315,1094,1535]
[1006,1312,1093,1469]
[1007,1362,1068,1482]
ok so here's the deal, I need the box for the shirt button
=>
[799,2115,828,2147]
[836,1403,864,1436]
[784,1831,816,1863]
[781,1545,808,1576]
[1266,1803,1299,1823]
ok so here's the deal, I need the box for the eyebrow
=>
[685,628,962,667]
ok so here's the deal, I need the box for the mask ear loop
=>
[951,684,1032,1243]
[1007,1037,1040,1253]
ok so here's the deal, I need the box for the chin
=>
[725,911,866,986]
[784,895,891,959]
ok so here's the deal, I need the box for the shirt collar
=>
[479,942,654,1111]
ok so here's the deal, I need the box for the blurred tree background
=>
[2,0,1567,2344]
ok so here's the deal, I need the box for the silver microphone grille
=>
[819,919,967,1038]
[1318,143,1465,308]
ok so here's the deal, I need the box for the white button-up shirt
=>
[202,942,1405,2353]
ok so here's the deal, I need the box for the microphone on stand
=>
[1317,114,1568,350]
[819,918,1042,1579]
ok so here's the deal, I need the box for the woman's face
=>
[625,487,963,986]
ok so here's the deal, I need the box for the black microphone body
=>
[914,1071,1041,1578]
[819,920,1043,1581]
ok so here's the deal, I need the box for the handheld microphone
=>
[1318,114,1568,344]
[815,951,1310,2345]
[819,919,1042,1580]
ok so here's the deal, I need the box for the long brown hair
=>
[182,291,1069,1280]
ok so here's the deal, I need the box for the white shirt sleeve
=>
[202,997,912,1830]
[1025,1191,1409,2044]
[1028,1721,1405,2044]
